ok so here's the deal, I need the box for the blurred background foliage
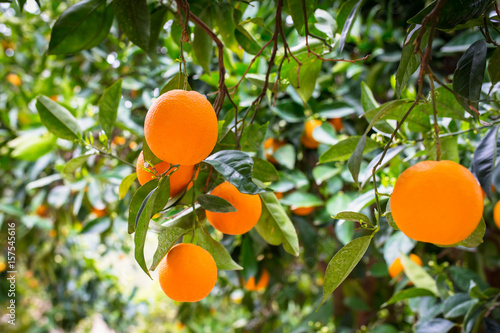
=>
[1,0,500,332]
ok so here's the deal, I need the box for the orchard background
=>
[1,0,500,332]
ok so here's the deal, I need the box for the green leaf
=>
[443,293,476,318]
[320,235,372,307]
[273,144,296,170]
[452,40,487,116]
[241,122,268,153]
[148,7,168,61]
[150,226,189,271]
[204,150,264,194]
[364,99,413,128]
[382,288,436,307]
[408,0,491,30]
[160,72,192,95]
[119,173,137,200]
[128,180,158,234]
[401,253,438,295]
[214,3,241,56]
[240,236,258,281]
[142,138,163,165]
[385,199,399,230]
[338,0,363,52]
[198,194,237,213]
[36,96,81,141]
[360,145,406,188]
[280,191,323,208]
[99,79,122,139]
[196,226,242,270]
[288,56,322,103]
[256,192,300,256]
[9,132,56,162]
[415,319,455,333]
[62,154,94,179]
[252,157,280,182]
[153,176,170,214]
[319,136,380,163]
[286,0,317,34]
[134,187,157,278]
[395,25,429,98]
[347,134,366,186]
[193,8,213,73]
[361,81,379,111]
[113,0,150,52]
[234,26,262,55]
[312,122,337,145]
[472,127,498,198]
[488,47,500,86]
[312,165,341,185]
[334,211,371,224]
[48,0,112,54]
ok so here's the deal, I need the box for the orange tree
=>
[2,0,500,331]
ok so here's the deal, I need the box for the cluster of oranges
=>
[137,89,265,302]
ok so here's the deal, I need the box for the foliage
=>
[1,0,500,332]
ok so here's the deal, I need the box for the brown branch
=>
[482,15,500,47]
[429,73,441,160]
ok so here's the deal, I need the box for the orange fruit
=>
[92,207,107,218]
[36,204,49,217]
[328,118,344,132]
[50,95,58,102]
[244,269,270,291]
[391,161,483,245]
[158,243,217,302]
[136,151,195,197]
[275,192,283,200]
[206,182,262,235]
[264,138,286,164]
[301,119,322,149]
[291,206,315,216]
[388,254,423,279]
[0,262,5,272]
[144,90,218,165]
[494,201,500,229]
[112,136,126,145]
[7,73,21,86]
[49,229,57,238]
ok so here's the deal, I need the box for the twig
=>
[429,74,441,160]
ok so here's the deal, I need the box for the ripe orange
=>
[36,204,49,217]
[275,192,283,200]
[7,73,21,86]
[264,138,286,164]
[328,118,344,132]
[301,119,322,149]
[144,90,218,165]
[92,207,107,218]
[136,151,195,197]
[206,182,262,235]
[494,201,500,229]
[291,206,315,216]
[389,254,423,279]
[158,243,217,302]
[112,136,126,145]
[391,161,483,245]
[244,269,270,291]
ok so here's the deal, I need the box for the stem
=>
[87,144,135,168]
[429,74,441,161]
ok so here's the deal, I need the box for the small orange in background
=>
[48,229,57,238]
[112,136,126,145]
[7,73,21,86]
[92,207,107,218]
[158,243,217,302]
[244,269,270,291]
[389,254,423,279]
[291,206,315,216]
[144,90,218,165]
[206,181,262,235]
[494,201,500,229]
[391,160,483,245]
[36,204,49,217]
[50,95,58,102]
[301,119,322,149]
[136,151,195,197]
[328,118,344,132]
[264,138,286,164]
[275,192,283,200]
[0,262,6,272]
